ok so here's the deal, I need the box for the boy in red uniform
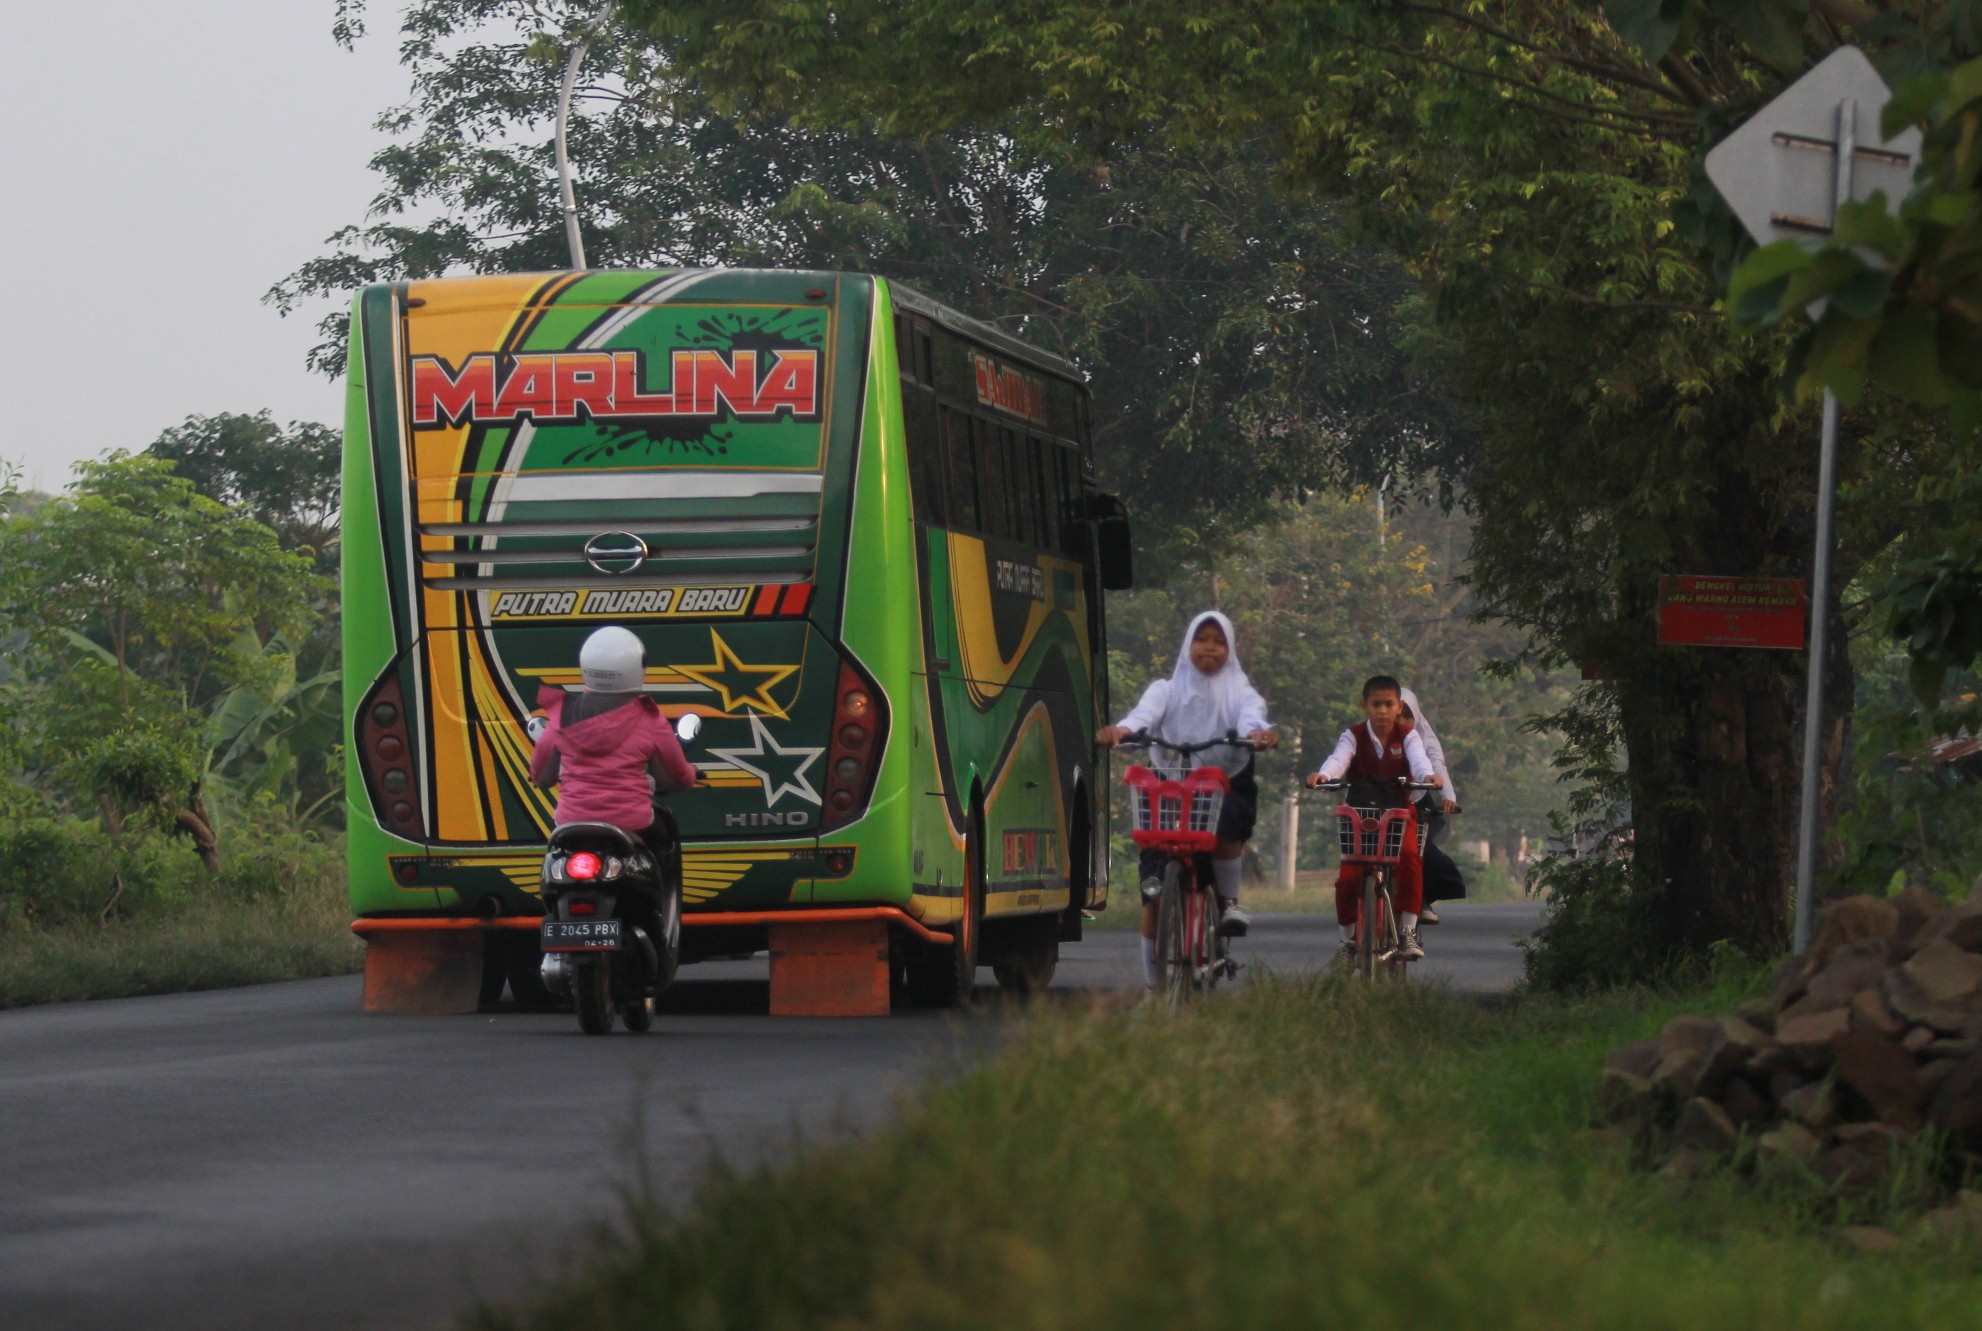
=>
[1303,674,1441,964]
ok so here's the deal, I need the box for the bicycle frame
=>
[1116,731,1255,1004]
[1151,855,1226,1002]
[1321,789,1432,983]
[1357,861,1403,983]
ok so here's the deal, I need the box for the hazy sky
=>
[0,2,414,489]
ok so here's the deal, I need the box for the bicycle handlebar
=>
[1308,776,1440,791]
[1114,729,1260,756]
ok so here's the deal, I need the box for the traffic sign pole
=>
[1791,98,1855,955]
[1694,48,1919,950]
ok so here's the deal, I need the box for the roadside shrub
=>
[212,819,342,901]
[1520,840,1676,992]
[0,812,342,932]
[0,817,111,930]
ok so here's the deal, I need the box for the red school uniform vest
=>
[1346,718,1416,783]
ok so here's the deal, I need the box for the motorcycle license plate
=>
[541,918,621,951]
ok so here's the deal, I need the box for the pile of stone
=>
[1592,887,1982,1222]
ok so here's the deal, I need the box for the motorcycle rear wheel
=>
[574,955,616,1035]
[621,989,655,1032]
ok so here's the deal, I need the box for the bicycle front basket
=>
[1334,805,1420,865]
[1125,765,1231,851]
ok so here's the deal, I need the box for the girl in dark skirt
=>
[1399,688,1467,921]
[1096,610,1279,988]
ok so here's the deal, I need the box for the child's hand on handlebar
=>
[1095,725,1131,748]
[1248,728,1279,751]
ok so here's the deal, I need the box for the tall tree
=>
[630,0,1970,960]
[279,0,1464,570]
[148,412,342,564]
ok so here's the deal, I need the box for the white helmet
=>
[579,626,645,693]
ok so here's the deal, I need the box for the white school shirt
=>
[1313,722,1435,785]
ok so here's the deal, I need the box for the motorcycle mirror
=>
[674,714,702,744]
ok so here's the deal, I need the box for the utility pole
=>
[554,6,617,270]
[1281,789,1300,893]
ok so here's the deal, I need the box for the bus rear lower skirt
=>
[350,920,499,1015]
[349,908,948,1017]
[692,908,949,1018]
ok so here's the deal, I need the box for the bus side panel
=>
[800,276,919,911]
[940,534,1088,920]
[345,288,447,915]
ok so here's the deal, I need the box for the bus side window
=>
[896,314,918,383]
[903,386,945,526]
[1027,437,1052,552]
[976,416,1009,540]
[995,426,1024,546]
[944,407,979,532]
[1054,444,1081,555]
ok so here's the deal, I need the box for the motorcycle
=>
[530,713,700,1035]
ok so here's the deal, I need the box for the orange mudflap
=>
[769,919,891,1017]
[359,929,486,1015]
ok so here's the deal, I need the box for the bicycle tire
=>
[1195,881,1222,993]
[1378,883,1405,982]
[1154,859,1190,1005]
[1359,870,1381,983]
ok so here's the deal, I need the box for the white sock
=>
[1212,857,1242,907]
[1140,936,1159,987]
[1401,912,1419,933]
[1341,924,1356,943]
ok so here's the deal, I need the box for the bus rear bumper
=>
[349,908,951,1018]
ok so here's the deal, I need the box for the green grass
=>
[0,867,360,1008]
[467,971,1982,1331]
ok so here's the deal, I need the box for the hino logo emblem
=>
[583,531,648,575]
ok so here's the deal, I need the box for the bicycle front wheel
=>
[1195,884,1223,994]
[1358,870,1382,983]
[1154,860,1191,1004]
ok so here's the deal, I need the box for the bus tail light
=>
[821,658,887,832]
[356,672,421,836]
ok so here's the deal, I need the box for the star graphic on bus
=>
[673,630,798,717]
[706,715,824,808]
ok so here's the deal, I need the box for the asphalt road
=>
[0,900,1539,1331]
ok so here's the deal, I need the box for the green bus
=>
[342,268,1131,1012]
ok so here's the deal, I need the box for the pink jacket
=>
[528,688,697,831]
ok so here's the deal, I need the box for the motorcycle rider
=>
[528,626,698,834]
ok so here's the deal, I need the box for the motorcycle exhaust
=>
[539,951,570,996]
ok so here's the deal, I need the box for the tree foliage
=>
[278,0,1465,567]
[0,457,327,869]
[626,0,1977,963]
[148,412,342,565]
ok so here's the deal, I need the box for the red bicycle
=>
[1314,778,1438,982]
[1119,732,1257,1003]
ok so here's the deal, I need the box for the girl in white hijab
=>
[1097,610,1278,985]
[1399,686,1465,922]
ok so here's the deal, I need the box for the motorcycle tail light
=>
[568,852,602,880]
[821,659,887,832]
[569,898,598,916]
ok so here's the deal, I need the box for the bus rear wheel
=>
[992,916,1059,998]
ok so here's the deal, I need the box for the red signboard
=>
[1658,576,1808,650]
